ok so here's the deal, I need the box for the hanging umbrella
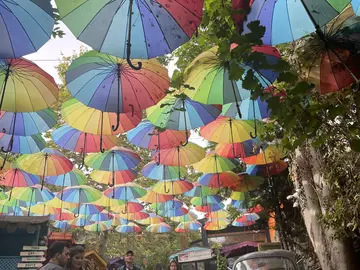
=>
[128,120,186,150]
[195,203,225,213]
[231,200,245,209]
[238,97,270,120]
[204,218,229,231]
[53,221,71,231]
[175,221,202,232]
[70,204,103,216]
[191,195,223,206]
[56,0,203,69]
[198,172,239,189]
[0,197,32,208]
[0,203,25,216]
[111,217,128,226]
[200,116,259,145]
[50,209,75,222]
[12,185,54,216]
[230,191,246,201]
[242,0,350,45]
[215,139,262,159]
[45,169,87,187]
[137,213,164,225]
[193,153,237,174]
[183,45,280,117]
[152,180,194,196]
[17,148,74,189]
[139,189,174,204]
[30,204,60,216]
[246,161,288,177]
[184,183,218,198]
[146,223,172,233]
[206,210,230,219]
[353,0,360,14]
[87,212,113,223]
[0,133,45,154]
[65,51,169,130]
[171,212,198,223]
[0,168,40,199]
[242,145,286,165]
[84,222,111,232]
[115,211,150,221]
[46,195,78,210]
[232,218,255,227]
[116,222,141,233]
[0,58,58,112]
[142,162,187,181]
[158,206,189,218]
[0,108,56,136]
[147,95,221,145]
[92,195,125,209]
[151,199,184,212]
[67,217,94,227]
[0,156,10,172]
[52,125,117,167]
[91,169,137,186]
[230,174,264,192]
[111,201,144,214]
[0,0,54,58]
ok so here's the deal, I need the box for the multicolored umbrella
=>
[195,203,225,213]
[204,218,229,231]
[242,145,286,165]
[230,174,264,192]
[0,157,10,172]
[53,221,71,231]
[70,204,103,216]
[137,213,164,225]
[147,95,221,144]
[246,161,288,177]
[12,185,54,215]
[193,153,237,174]
[230,191,246,202]
[191,195,223,206]
[175,221,202,232]
[111,201,144,214]
[30,204,60,216]
[151,199,184,212]
[139,189,174,204]
[232,217,255,227]
[0,0,55,58]
[146,223,172,233]
[56,0,203,67]
[184,183,218,198]
[0,190,7,200]
[52,125,117,167]
[91,169,137,186]
[158,206,189,217]
[0,132,45,154]
[17,148,74,189]
[115,211,149,221]
[238,97,270,120]
[116,222,141,233]
[45,169,87,187]
[152,180,194,195]
[142,162,187,181]
[231,200,245,209]
[128,121,186,151]
[215,139,262,159]
[50,209,75,221]
[84,222,111,232]
[0,197,32,208]
[65,51,168,130]
[0,108,56,136]
[0,58,58,112]
[68,217,94,227]
[353,0,360,14]
[92,195,125,209]
[206,210,229,219]
[46,195,78,209]
[0,203,25,216]
[198,172,239,189]
[183,45,280,117]
[242,0,350,45]
[170,212,198,223]
[87,212,113,223]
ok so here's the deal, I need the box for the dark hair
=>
[48,241,70,259]
[168,260,179,270]
[126,250,134,256]
[66,246,85,269]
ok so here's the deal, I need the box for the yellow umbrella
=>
[193,153,236,174]
[92,195,125,208]
[242,145,286,165]
[30,204,59,215]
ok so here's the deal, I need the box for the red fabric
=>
[232,0,253,31]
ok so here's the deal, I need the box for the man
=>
[119,250,140,270]
[40,241,70,270]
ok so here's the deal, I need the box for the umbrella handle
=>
[1,112,16,153]
[229,119,242,158]
[112,113,120,132]
[78,149,85,169]
[172,199,175,208]
[230,80,242,119]
[0,153,7,170]
[217,173,223,187]
[126,0,142,70]
[250,99,257,139]
[121,203,128,214]
[164,182,170,194]
[100,112,105,153]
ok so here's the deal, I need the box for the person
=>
[40,241,70,270]
[168,260,179,270]
[65,245,95,270]
[119,250,140,270]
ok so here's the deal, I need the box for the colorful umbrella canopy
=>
[198,172,239,189]
[104,183,147,205]
[61,98,142,136]
[204,219,229,231]
[65,51,169,120]
[195,203,225,213]
[0,0,55,58]
[232,218,255,227]
[171,212,198,223]
[238,97,270,120]
[50,209,75,221]
[17,148,74,188]
[85,147,141,172]
[200,117,258,144]
[45,169,87,187]
[153,143,206,167]
[52,124,117,160]
[116,222,141,233]
[353,0,360,14]
[30,204,60,216]
[128,121,186,151]
[92,195,125,208]
[242,0,350,45]
[0,109,56,136]
[246,161,288,177]
[70,204,103,216]
[115,211,149,221]
[146,95,221,141]
[53,221,71,231]
[0,197,32,208]
[175,221,202,232]
[151,199,184,211]
[91,169,137,186]
[0,133,45,154]
[142,162,187,181]
[0,191,7,200]
[230,174,264,192]
[191,195,223,206]
[56,0,203,64]
[231,200,245,209]
[146,223,172,233]
[0,203,25,216]
[0,58,58,112]
[137,213,164,225]
[84,222,111,232]
[215,139,261,159]
[152,180,194,195]
[206,210,229,219]
[158,206,189,217]
[242,145,286,165]
[87,212,113,223]
[193,153,237,174]
[111,201,144,214]
[238,213,260,222]
[139,189,174,204]
[0,168,40,189]
[67,217,94,227]
[46,195,78,209]
[0,157,10,172]
[184,184,218,197]
[183,45,280,112]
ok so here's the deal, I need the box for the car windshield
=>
[234,256,296,270]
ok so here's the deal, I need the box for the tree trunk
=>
[291,143,357,270]
[98,231,109,261]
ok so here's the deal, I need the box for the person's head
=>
[125,250,134,265]
[67,246,85,270]
[48,241,70,267]
[169,260,179,270]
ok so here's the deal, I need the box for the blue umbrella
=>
[0,0,55,58]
